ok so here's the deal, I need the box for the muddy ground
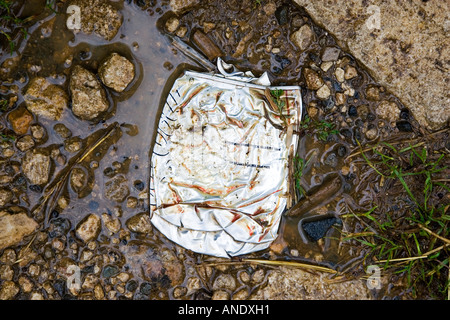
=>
[0,0,448,300]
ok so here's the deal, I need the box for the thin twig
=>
[33,122,120,224]
[418,223,450,245]
[376,243,450,264]
[242,258,338,274]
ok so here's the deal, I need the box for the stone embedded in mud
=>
[98,53,135,93]
[23,77,68,121]
[375,100,400,122]
[165,16,180,33]
[126,212,152,234]
[104,174,129,203]
[321,46,341,62]
[290,24,315,52]
[0,280,19,300]
[344,65,358,80]
[170,0,200,15]
[213,274,237,292]
[8,106,33,135]
[70,167,87,193]
[335,67,345,83]
[21,149,51,185]
[303,68,324,90]
[302,217,337,242]
[316,84,331,100]
[0,188,13,207]
[396,120,413,132]
[70,0,122,41]
[0,212,38,251]
[76,214,101,242]
[53,123,72,139]
[365,85,381,101]
[102,213,121,234]
[365,127,378,140]
[69,65,109,121]
[16,135,35,152]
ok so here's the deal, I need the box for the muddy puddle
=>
[0,0,448,300]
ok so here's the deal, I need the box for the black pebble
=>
[102,265,120,279]
[134,180,145,191]
[400,108,410,120]
[29,184,42,193]
[337,145,347,157]
[348,105,358,117]
[301,217,337,242]
[275,4,289,25]
[140,282,153,295]
[396,121,413,132]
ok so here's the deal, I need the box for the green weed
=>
[0,0,34,54]
[300,115,339,141]
[269,89,287,126]
[293,155,311,196]
[343,140,449,298]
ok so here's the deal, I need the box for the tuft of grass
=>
[269,89,287,126]
[0,0,35,55]
[300,114,339,141]
[293,155,311,197]
[1,132,15,142]
[342,140,449,299]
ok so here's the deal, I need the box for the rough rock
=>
[69,65,109,120]
[0,188,12,207]
[250,266,371,300]
[376,100,400,122]
[321,46,340,62]
[53,123,72,139]
[212,274,236,291]
[21,149,51,185]
[290,24,315,52]
[23,77,68,121]
[16,135,35,152]
[98,53,135,92]
[170,0,200,15]
[316,84,331,100]
[0,212,38,250]
[0,281,19,300]
[7,106,33,135]
[292,0,450,129]
[70,167,87,193]
[104,175,129,203]
[70,0,122,40]
[126,212,152,234]
[303,68,324,90]
[76,214,101,242]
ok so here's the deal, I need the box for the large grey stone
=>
[292,0,450,129]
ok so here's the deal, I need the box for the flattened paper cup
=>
[150,61,302,257]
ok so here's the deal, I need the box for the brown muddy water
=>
[0,0,448,300]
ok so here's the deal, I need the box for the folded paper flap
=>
[149,61,302,257]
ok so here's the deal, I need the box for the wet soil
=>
[0,0,448,300]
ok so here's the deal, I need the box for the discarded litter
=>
[149,58,302,257]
